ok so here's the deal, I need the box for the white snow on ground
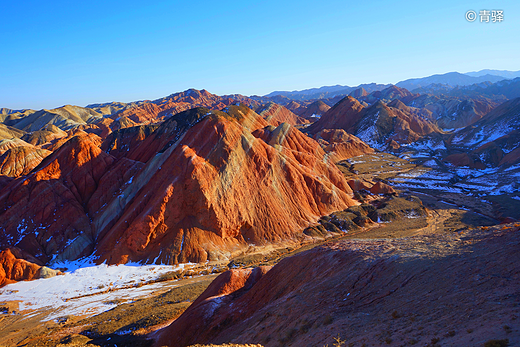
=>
[0,263,188,322]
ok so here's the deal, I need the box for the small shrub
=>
[385,337,393,344]
[484,339,509,347]
[446,330,456,337]
[391,310,401,319]
[503,325,512,333]
[300,319,312,333]
[332,335,346,347]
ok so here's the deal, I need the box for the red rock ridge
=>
[0,133,142,263]
[110,89,261,124]
[307,96,365,135]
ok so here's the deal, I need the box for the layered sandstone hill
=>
[298,100,331,120]
[0,146,52,177]
[155,225,520,347]
[94,105,355,265]
[0,105,357,265]
[313,129,374,163]
[256,102,308,126]
[308,96,441,150]
[307,96,365,135]
[359,85,419,104]
[0,132,144,263]
[3,105,102,132]
[448,97,520,167]
[409,94,497,129]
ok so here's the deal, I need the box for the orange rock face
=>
[0,146,52,177]
[0,248,43,287]
[369,181,396,195]
[0,133,141,263]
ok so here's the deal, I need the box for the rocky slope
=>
[312,129,374,163]
[447,97,520,167]
[297,100,331,120]
[3,105,102,132]
[156,224,520,347]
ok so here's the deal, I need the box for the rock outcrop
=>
[0,248,60,287]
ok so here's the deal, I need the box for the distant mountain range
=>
[465,69,520,79]
[265,70,520,101]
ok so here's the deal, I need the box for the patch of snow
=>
[0,263,187,321]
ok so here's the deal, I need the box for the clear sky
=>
[1,0,519,109]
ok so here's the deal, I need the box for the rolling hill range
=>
[0,103,363,268]
[2,83,520,272]
[2,81,520,347]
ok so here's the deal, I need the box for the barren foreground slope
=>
[156,224,520,347]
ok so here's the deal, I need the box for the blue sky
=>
[1,0,518,109]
